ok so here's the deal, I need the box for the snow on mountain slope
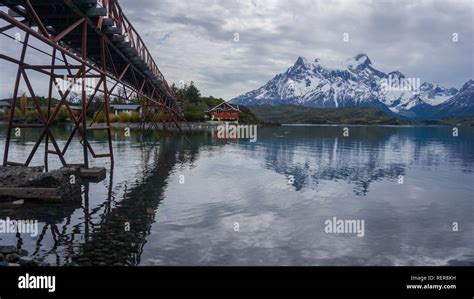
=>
[230,54,471,118]
[429,80,474,118]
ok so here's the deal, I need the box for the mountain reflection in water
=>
[0,125,472,266]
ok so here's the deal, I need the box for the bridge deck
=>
[1,0,178,108]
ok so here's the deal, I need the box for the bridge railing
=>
[97,0,178,102]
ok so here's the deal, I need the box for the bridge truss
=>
[0,0,187,170]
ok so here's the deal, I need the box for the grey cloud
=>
[1,0,472,100]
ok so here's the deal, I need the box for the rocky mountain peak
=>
[230,54,472,119]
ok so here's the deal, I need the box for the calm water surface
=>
[0,125,473,266]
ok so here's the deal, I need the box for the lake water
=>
[0,125,473,266]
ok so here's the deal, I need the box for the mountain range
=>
[230,54,473,119]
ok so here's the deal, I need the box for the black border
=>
[0,266,472,298]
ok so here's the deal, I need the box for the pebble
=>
[0,246,17,255]
[63,262,78,267]
[0,246,41,266]
[18,257,38,267]
[6,253,20,263]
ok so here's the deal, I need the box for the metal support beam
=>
[0,0,188,170]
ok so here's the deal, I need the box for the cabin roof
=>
[110,104,141,110]
[207,101,240,112]
[48,104,81,110]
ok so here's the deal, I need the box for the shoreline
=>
[0,120,471,128]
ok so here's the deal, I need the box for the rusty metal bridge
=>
[0,0,186,170]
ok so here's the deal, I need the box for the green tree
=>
[185,81,201,104]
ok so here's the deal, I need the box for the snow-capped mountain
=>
[428,80,474,118]
[230,54,472,119]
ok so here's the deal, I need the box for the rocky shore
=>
[0,245,45,267]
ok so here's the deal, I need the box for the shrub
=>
[130,111,141,123]
[0,110,6,121]
[56,108,69,123]
[118,111,130,123]
[153,111,166,122]
[95,111,105,123]
[184,110,205,122]
[108,113,118,123]
[25,110,40,123]
[14,108,22,120]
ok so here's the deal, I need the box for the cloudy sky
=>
[0,0,473,100]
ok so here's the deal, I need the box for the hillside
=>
[417,115,474,126]
[247,105,410,125]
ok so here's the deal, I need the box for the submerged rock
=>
[0,246,41,266]
[0,246,18,254]
[18,257,38,267]
[6,253,20,263]
[0,166,82,202]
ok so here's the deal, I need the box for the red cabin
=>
[206,102,240,121]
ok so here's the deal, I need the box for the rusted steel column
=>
[3,32,30,166]
[81,20,89,168]
[44,48,57,171]
[102,37,114,165]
